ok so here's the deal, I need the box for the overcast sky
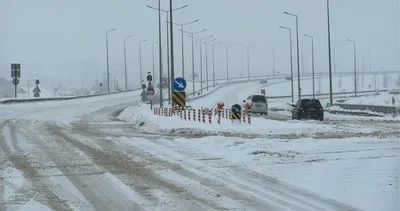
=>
[1,0,399,90]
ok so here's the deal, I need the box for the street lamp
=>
[195,35,214,94]
[304,34,316,98]
[181,29,207,96]
[124,35,133,91]
[280,25,294,102]
[242,44,254,80]
[347,39,357,97]
[225,43,236,83]
[106,28,116,93]
[139,39,147,86]
[284,11,301,100]
[212,41,223,88]
[169,19,199,79]
[267,45,276,78]
[152,41,158,83]
[146,4,188,104]
[327,0,334,105]
[204,38,216,91]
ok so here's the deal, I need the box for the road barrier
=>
[0,78,260,105]
[152,107,251,125]
[335,103,400,115]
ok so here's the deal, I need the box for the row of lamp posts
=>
[105,0,358,108]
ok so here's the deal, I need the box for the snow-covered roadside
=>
[117,134,400,211]
[117,103,384,139]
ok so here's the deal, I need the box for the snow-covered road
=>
[0,80,399,211]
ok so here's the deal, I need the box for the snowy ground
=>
[265,73,399,97]
[341,91,400,106]
[1,78,399,211]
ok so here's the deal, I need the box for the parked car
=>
[291,99,324,121]
[259,79,268,84]
[244,94,268,115]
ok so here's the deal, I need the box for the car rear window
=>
[301,99,322,108]
[252,95,266,103]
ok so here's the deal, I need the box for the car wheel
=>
[297,114,302,120]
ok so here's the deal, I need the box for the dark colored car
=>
[291,99,324,121]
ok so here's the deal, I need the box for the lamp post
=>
[124,35,133,91]
[181,29,207,96]
[195,35,214,94]
[304,34,315,98]
[106,28,116,93]
[204,38,216,91]
[152,41,158,83]
[347,39,357,97]
[279,25,294,102]
[327,0,334,105]
[284,11,301,100]
[169,19,199,79]
[212,41,223,88]
[139,39,147,86]
[243,44,254,80]
[146,4,188,104]
[225,43,236,83]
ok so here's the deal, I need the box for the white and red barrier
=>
[152,107,251,125]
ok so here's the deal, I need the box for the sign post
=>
[172,77,187,111]
[11,64,21,98]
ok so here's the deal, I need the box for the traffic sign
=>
[173,77,187,92]
[12,78,19,85]
[231,104,242,113]
[147,73,153,82]
[33,86,41,93]
[11,64,21,78]
[172,91,186,111]
[231,104,242,121]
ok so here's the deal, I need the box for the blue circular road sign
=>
[231,104,242,113]
[173,77,187,92]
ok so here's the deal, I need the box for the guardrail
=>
[335,103,399,114]
[0,79,258,105]
[0,88,143,105]
[267,89,388,100]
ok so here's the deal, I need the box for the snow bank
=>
[118,104,373,136]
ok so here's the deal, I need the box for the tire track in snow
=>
[8,154,74,211]
[0,121,8,211]
[18,122,145,211]
[44,123,228,210]
[128,138,363,211]
[2,120,74,211]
